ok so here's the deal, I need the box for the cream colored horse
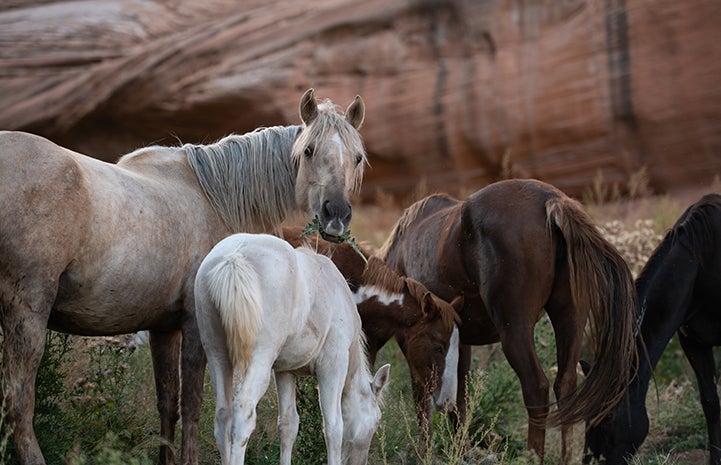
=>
[0,88,365,465]
[195,233,390,465]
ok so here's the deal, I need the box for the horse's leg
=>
[1,283,54,465]
[149,330,181,465]
[316,355,347,465]
[275,372,299,465]
[205,352,233,465]
[546,275,584,465]
[180,313,207,465]
[452,343,473,428]
[678,331,721,465]
[411,378,431,457]
[229,359,274,465]
[497,322,549,460]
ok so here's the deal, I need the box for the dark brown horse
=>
[378,179,639,464]
[584,193,721,465]
[282,227,462,423]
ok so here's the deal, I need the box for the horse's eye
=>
[304,146,314,157]
[434,345,443,354]
[355,154,363,165]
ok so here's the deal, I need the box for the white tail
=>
[206,251,263,372]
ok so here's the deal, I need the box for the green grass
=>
[0,315,711,465]
[1,188,717,465]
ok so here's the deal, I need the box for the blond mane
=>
[185,126,301,233]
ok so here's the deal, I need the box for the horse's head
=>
[582,360,649,464]
[399,279,463,412]
[292,88,366,242]
[342,363,390,465]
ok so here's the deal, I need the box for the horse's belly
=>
[456,296,501,345]
[49,293,183,336]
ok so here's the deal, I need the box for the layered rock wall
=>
[1,0,719,200]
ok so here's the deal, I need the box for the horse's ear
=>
[579,359,592,377]
[449,294,464,323]
[405,278,436,318]
[450,294,464,312]
[299,88,317,124]
[372,363,391,397]
[345,95,365,129]
[422,291,438,318]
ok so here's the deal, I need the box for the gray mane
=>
[185,126,302,233]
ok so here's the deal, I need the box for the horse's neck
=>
[357,299,409,363]
[343,342,373,412]
[631,239,699,394]
[185,126,301,233]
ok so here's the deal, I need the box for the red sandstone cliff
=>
[1,0,719,200]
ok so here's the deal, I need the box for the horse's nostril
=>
[322,200,332,217]
[323,200,351,225]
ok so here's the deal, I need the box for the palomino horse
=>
[194,233,390,465]
[283,227,462,421]
[378,179,639,464]
[0,88,366,465]
[585,193,721,465]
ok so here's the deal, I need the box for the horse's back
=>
[200,233,358,372]
[462,179,562,232]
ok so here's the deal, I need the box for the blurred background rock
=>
[2,0,719,202]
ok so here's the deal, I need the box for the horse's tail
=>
[546,196,638,427]
[205,251,263,373]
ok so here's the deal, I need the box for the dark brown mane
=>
[637,193,721,290]
[672,193,721,264]
[362,256,459,330]
[361,256,405,294]
[378,193,458,261]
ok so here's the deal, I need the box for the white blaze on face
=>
[353,285,404,307]
[331,132,344,167]
[435,325,459,410]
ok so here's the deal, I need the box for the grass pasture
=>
[1,179,718,465]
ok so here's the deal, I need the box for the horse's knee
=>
[277,406,300,435]
[214,405,231,444]
[155,391,180,423]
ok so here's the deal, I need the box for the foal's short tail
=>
[206,252,263,373]
[546,196,638,428]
